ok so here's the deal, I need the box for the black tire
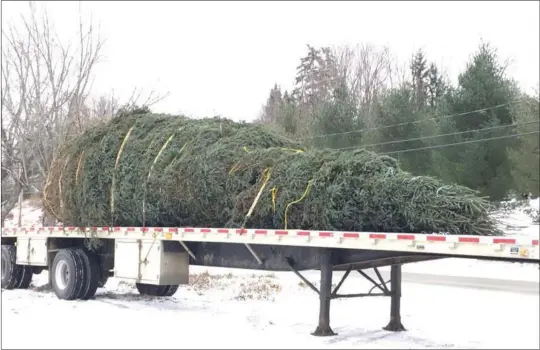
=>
[97,271,109,288]
[1,245,23,290]
[135,282,152,295]
[162,284,179,297]
[50,249,85,300]
[75,249,100,300]
[16,265,33,289]
[32,267,44,275]
[97,276,109,288]
[136,283,179,297]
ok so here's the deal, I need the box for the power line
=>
[380,131,540,155]
[336,120,540,151]
[303,99,525,140]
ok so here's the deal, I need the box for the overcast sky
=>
[2,1,539,121]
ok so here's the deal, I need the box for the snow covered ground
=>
[1,266,539,349]
[1,198,539,349]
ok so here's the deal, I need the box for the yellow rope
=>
[58,155,71,219]
[284,180,314,230]
[114,126,135,169]
[229,161,241,175]
[165,142,188,170]
[280,148,304,153]
[147,134,175,181]
[270,187,278,214]
[242,168,272,228]
[143,133,176,226]
[75,151,85,185]
[111,126,135,218]
[42,159,61,222]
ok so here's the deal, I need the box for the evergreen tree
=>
[374,86,433,175]
[311,82,361,149]
[508,93,540,198]
[438,42,520,200]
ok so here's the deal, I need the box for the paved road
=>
[371,271,540,295]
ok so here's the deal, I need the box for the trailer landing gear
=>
[383,264,406,332]
[287,249,406,337]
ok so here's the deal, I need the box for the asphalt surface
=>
[371,271,540,295]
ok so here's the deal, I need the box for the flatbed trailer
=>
[1,225,539,336]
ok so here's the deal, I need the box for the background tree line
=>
[256,43,539,202]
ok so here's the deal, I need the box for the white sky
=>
[2,1,539,122]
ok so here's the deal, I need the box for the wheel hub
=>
[55,260,70,290]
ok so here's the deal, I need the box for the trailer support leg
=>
[312,249,336,337]
[383,264,406,332]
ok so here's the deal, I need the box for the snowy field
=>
[1,199,539,349]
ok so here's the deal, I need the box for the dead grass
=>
[188,270,282,301]
[188,270,235,295]
[234,276,282,301]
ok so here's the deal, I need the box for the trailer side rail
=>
[2,226,538,261]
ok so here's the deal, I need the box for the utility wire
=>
[380,131,540,155]
[303,99,525,140]
[336,120,540,150]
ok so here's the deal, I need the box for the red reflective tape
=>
[153,228,163,232]
[296,231,309,236]
[458,237,480,243]
[255,230,268,235]
[58,226,64,230]
[67,227,76,231]
[127,227,135,232]
[427,235,447,242]
[91,227,98,231]
[168,228,178,233]
[236,229,247,235]
[48,227,55,231]
[319,232,333,237]
[217,229,230,234]
[28,227,36,231]
[102,227,108,231]
[397,234,415,240]
[201,228,211,233]
[493,238,516,245]
[532,240,539,246]
[369,233,386,239]
[184,228,195,233]
[343,233,359,238]
[114,227,121,232]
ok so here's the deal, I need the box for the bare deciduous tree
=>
[333,44,394,126]
[1,2,103,224]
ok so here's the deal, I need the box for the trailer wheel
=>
[97,275,109,288]
[135,283,179,297]
[162,284,179,297]
[51,249,85,300]
[1,245,23,290]
[16,265,33,289]
[75,249,100,300]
